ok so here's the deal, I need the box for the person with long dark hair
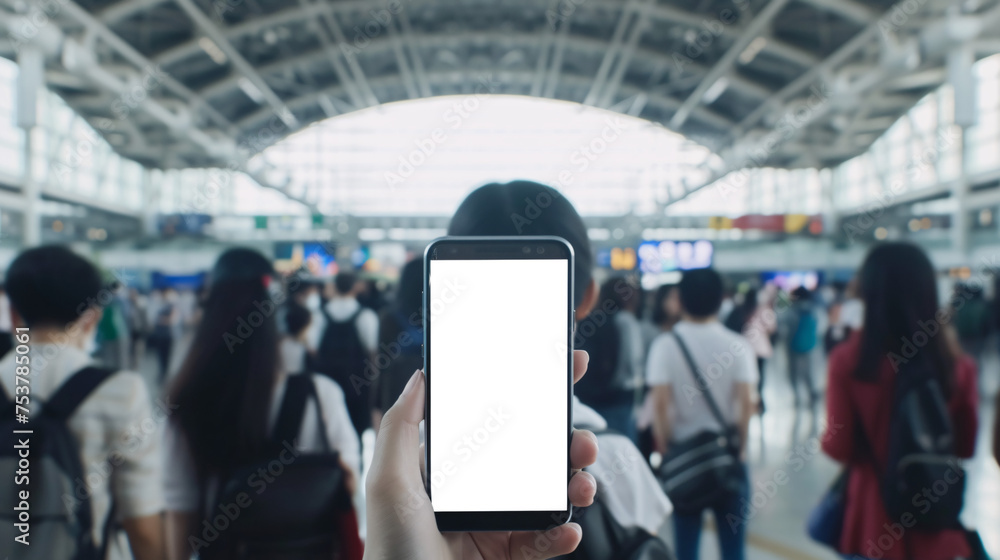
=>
[727,288,775,415]
[370,258,425,433]
[821,243,978,560]
[163,248,361,560]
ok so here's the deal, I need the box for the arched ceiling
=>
[2,0,999,188]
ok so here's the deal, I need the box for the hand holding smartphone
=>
[424,236,575,531]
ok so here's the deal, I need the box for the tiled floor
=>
[140,331,1000,560]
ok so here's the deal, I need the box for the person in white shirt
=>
[647,267,757,560]
[163,248,360,560]
[0,246,164,560]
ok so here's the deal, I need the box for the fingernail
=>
[568,522,582,536]
[402,369,422,396]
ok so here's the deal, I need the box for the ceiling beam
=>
[319,10,379,106]
[798,0,878,24]
[387,17,420,99]
[150,0,821,73]
[294,0,368,108]
[59,0,237,135]
[173,0,299,128]
[99,0,168,24]
[543,11,572,98]
[670,0,792,129]
[233,69,736,133]
[396,8,432,97]
[583,0,636,106]
[194,32,774,103]
[598,11,649,108]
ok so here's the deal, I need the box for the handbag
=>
[657,333,746,513]
[806,468,849,549]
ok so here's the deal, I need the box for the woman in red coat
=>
[821,243,979,560]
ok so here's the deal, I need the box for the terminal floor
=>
[145,334,1000,560]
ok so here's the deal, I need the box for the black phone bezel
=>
[422,235,575,532]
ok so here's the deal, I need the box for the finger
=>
[508,523,583,559]
[570,429,598,470]
[572,350,589,384]
[366,370,425,494]
[568,471,596,507]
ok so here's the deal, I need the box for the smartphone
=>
[423,236,575,532]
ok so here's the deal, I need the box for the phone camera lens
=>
[536,247,545,254]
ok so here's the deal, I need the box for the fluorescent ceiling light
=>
[738,36,767,65]
[702,77,729,104]
[198,37,227,65]
[238,77,265,104]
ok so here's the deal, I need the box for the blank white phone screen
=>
[429,258,569,512]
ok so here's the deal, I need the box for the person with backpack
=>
[371,258,425,434]
[0,245,165,560]
[317,271,379,437]
[163,248,361,560]
[647,267,757,560]
[575,277,645,443]
[821,242,978,560]
[784,286,819,415]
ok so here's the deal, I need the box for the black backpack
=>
[201,374,355,560]
[317,307,370,435]
[558,430,675,560]
[0,366,117,560]
[880,359,964,530]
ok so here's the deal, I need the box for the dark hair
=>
[651,284,678,326]
[334,272,357,295]
[6,245,105,327]
[855,243,955,393]
[284,301,312,336]
[679,268,723,318]
[447,181,593,306]
[792,286,812,301]
[726,287,758,333]
[394,259,424,319]
[170,248,280,481]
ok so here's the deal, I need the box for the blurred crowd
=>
[1,181,999,560]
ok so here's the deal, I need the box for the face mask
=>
[305,293,321,311]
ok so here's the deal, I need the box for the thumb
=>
[368,370,426,492]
